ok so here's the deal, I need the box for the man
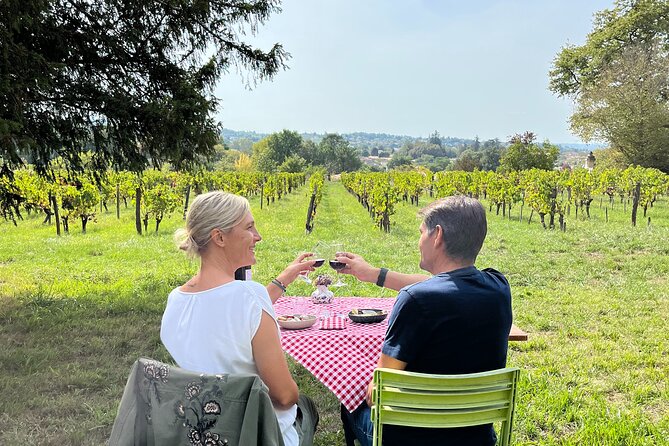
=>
[336,195,512,446]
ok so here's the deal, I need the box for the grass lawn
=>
[1,180,668,445]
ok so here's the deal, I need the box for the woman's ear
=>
[210,228,225,248]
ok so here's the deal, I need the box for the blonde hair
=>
[175,191,250,258]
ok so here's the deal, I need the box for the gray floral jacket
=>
[108,358,285,446]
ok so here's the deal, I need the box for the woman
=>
[161,191,319,446]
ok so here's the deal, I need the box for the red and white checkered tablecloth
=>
[274,296,396,412]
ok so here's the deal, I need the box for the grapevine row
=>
[5,166,305,234]
[342,167,668,231]
[341,172,403,232]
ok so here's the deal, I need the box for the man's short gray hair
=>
[419,195,487,264]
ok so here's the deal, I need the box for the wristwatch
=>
[376,268,389,287]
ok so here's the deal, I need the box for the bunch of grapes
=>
[313,274,333,287]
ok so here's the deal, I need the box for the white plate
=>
[277,314,317,330]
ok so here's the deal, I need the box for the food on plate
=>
[277,314,315,322]
[350,308,385,316]
[277,314,318,330]
[348,308,388,323]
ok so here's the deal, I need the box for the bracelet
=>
[375,268,389,287]
[271,279,287,293]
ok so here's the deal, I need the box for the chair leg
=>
[499,420,511,446]
[372,419,381,446]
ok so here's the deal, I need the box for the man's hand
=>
[366,354,408,407]
[366,379,374,407]
[335,252,379,284]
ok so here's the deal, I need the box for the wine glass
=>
[297,245,326,284]
[327,243,347,287]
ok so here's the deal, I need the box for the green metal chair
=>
[370,367,520,446]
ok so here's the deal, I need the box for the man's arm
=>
[382,271,430,292]
[365,354,407,407]
[336,252,429,291]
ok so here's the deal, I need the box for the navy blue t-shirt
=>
[380,266,512,446]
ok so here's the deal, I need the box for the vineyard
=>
[1,176,668,445]
[3,166,668,239]
[343,167,669,232]
[3,167,305,235]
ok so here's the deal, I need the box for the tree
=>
[427,131,443,147]
[387,153,413,169]
[317,134,362,173]
[450,150,481,172]
[213,149,243,171]
[1,0,287,220]
[479,139,504,171]
[228,137,255,153]
[234,153,254,172]
[498,133,559,172]
[415,155,451,172]
[251,138,278,172]
[297,139,318,165]
[398,140,453,159]
[250,130,302,170]
[266,130,303,165]
[472,136,481,151]
[592,147,629,170]
[278,154,307,173]
[569,42,669,172]
[549,0,669,172]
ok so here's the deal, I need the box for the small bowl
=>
[348,309,388,324]
[277,314,317,330]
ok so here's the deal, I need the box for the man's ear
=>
[433,225,444,248]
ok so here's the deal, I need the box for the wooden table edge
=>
[510,323,528,341]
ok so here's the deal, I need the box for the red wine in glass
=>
[297,257,326,284]
[329,260,346,271]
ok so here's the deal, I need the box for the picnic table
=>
[274,296,527,412]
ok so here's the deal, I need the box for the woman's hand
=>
[275,252,317,287]
[334,252,379,284]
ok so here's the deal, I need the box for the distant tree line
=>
[386,131,560,173]
[217,130,363,175]
[218,129,565,174]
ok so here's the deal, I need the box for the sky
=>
[215,0,615,143]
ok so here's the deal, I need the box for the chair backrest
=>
[371,367,520,446]
[108,358,285,446]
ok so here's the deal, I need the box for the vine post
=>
[183,185,191,220]
[50,193,61,236]
[135,187,142,235]
[631,182,641,227]
[305,193,316,233]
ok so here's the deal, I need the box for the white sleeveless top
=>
[160,280,298,446]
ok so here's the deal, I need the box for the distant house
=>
[584,151,596,170]
[361,156,390,170]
